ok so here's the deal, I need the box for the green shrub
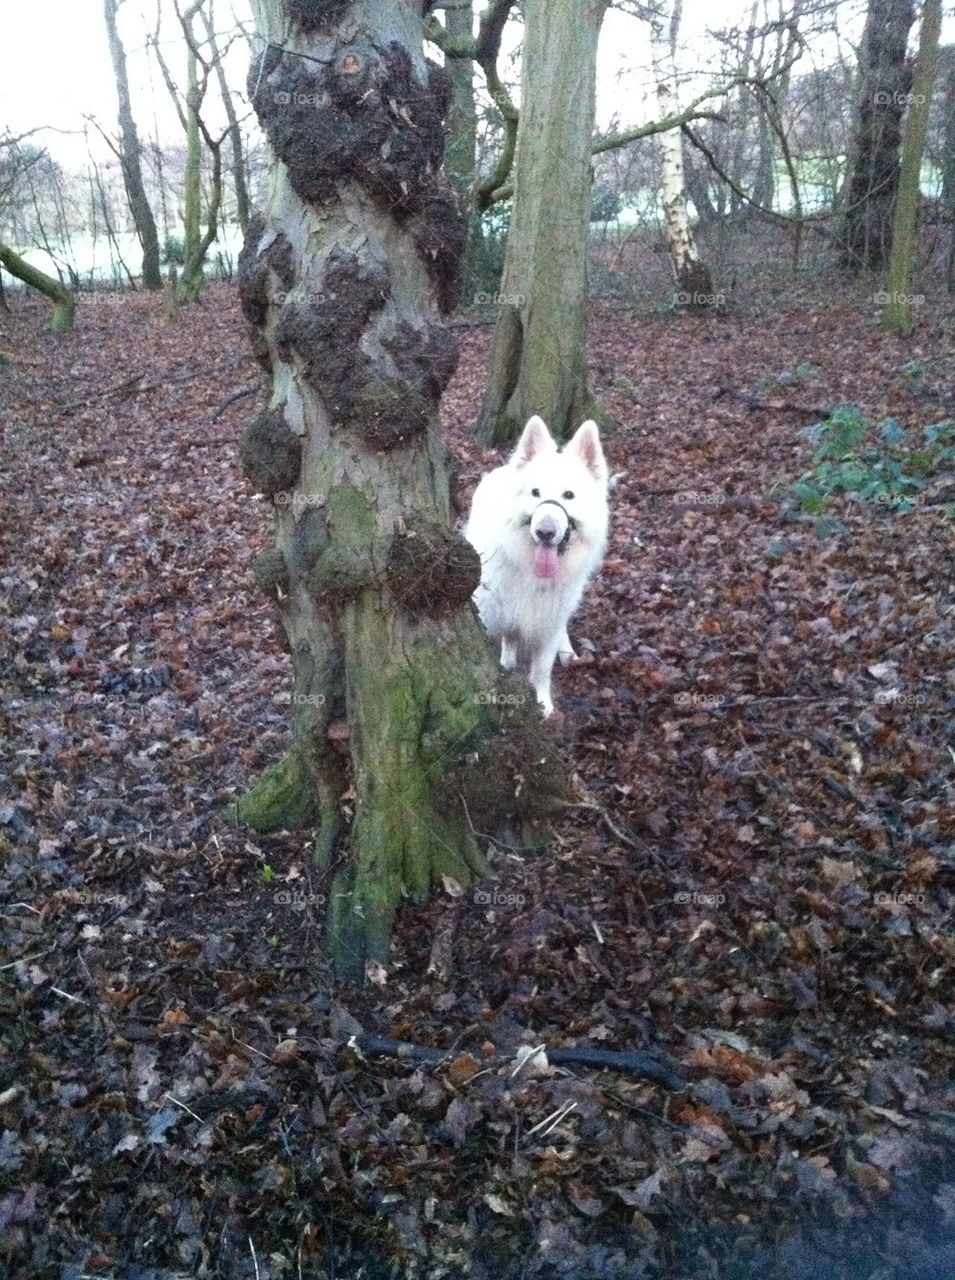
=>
[791,406,953,531]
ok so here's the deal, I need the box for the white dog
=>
[464,415,609,715]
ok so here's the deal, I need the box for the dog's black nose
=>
[535,524,557,545]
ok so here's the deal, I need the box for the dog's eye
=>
[563,490,575,501]
[531,488,540,498]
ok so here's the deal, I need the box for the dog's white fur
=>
[464,415,609,715]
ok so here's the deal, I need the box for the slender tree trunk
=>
[0,240,75,332]
[728,3,759,218]
[842,0,915,270]
[239,0,564,981]
[941,50,955,292]
[180,1,205,301]
[884,0,942,332]
[683,150,718,225]
[443,1,478,297]
[651,0,715,310]
[203,6,251,235]
[753,109,775,210]
[104,0,162,288]
[443,1,477,199]
[479,0,608,445]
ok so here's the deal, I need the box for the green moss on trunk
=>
[235,749,317,832]
[326,593,493,977]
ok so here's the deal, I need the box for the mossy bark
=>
[0,240,75,333]
[240,0,566,981]
[478,0,609,445]
[179,1,206,303]
[883,0,942,334]
[235,749,316,831]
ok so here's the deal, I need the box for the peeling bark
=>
[239,0,565,981]
[650,0,715,311]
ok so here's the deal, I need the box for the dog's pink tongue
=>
[533,544,559,579]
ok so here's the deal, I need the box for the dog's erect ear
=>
[512,415,557,467]
[566,419,608,486]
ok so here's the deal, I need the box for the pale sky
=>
[1,0,950,172]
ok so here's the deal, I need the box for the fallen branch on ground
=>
[346,1035,687,1090]
[714,384,833,420]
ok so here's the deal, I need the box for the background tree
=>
[425,0,517,296]
[842,0,916,269]
[238,0,563,980]
[479,0,610,445]
[439,1,478,201]
[650,0,716,308]
[0,133,75,330]
[884,0,942,332]
[0,239,75,332]
[104,0,162,288]
[151,0,225,302]
[201,5,252,236]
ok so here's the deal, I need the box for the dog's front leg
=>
[557,627,578,665]
[529,637,562,717]
[500,637,518,670]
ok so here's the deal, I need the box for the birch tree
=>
[237,0,563,980]
[649,0,716,309]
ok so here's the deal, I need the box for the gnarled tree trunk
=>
[478,0,608,445]
[238,0,564,981]
[842,0,915,270]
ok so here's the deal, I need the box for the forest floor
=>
[1,275,953,1280]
